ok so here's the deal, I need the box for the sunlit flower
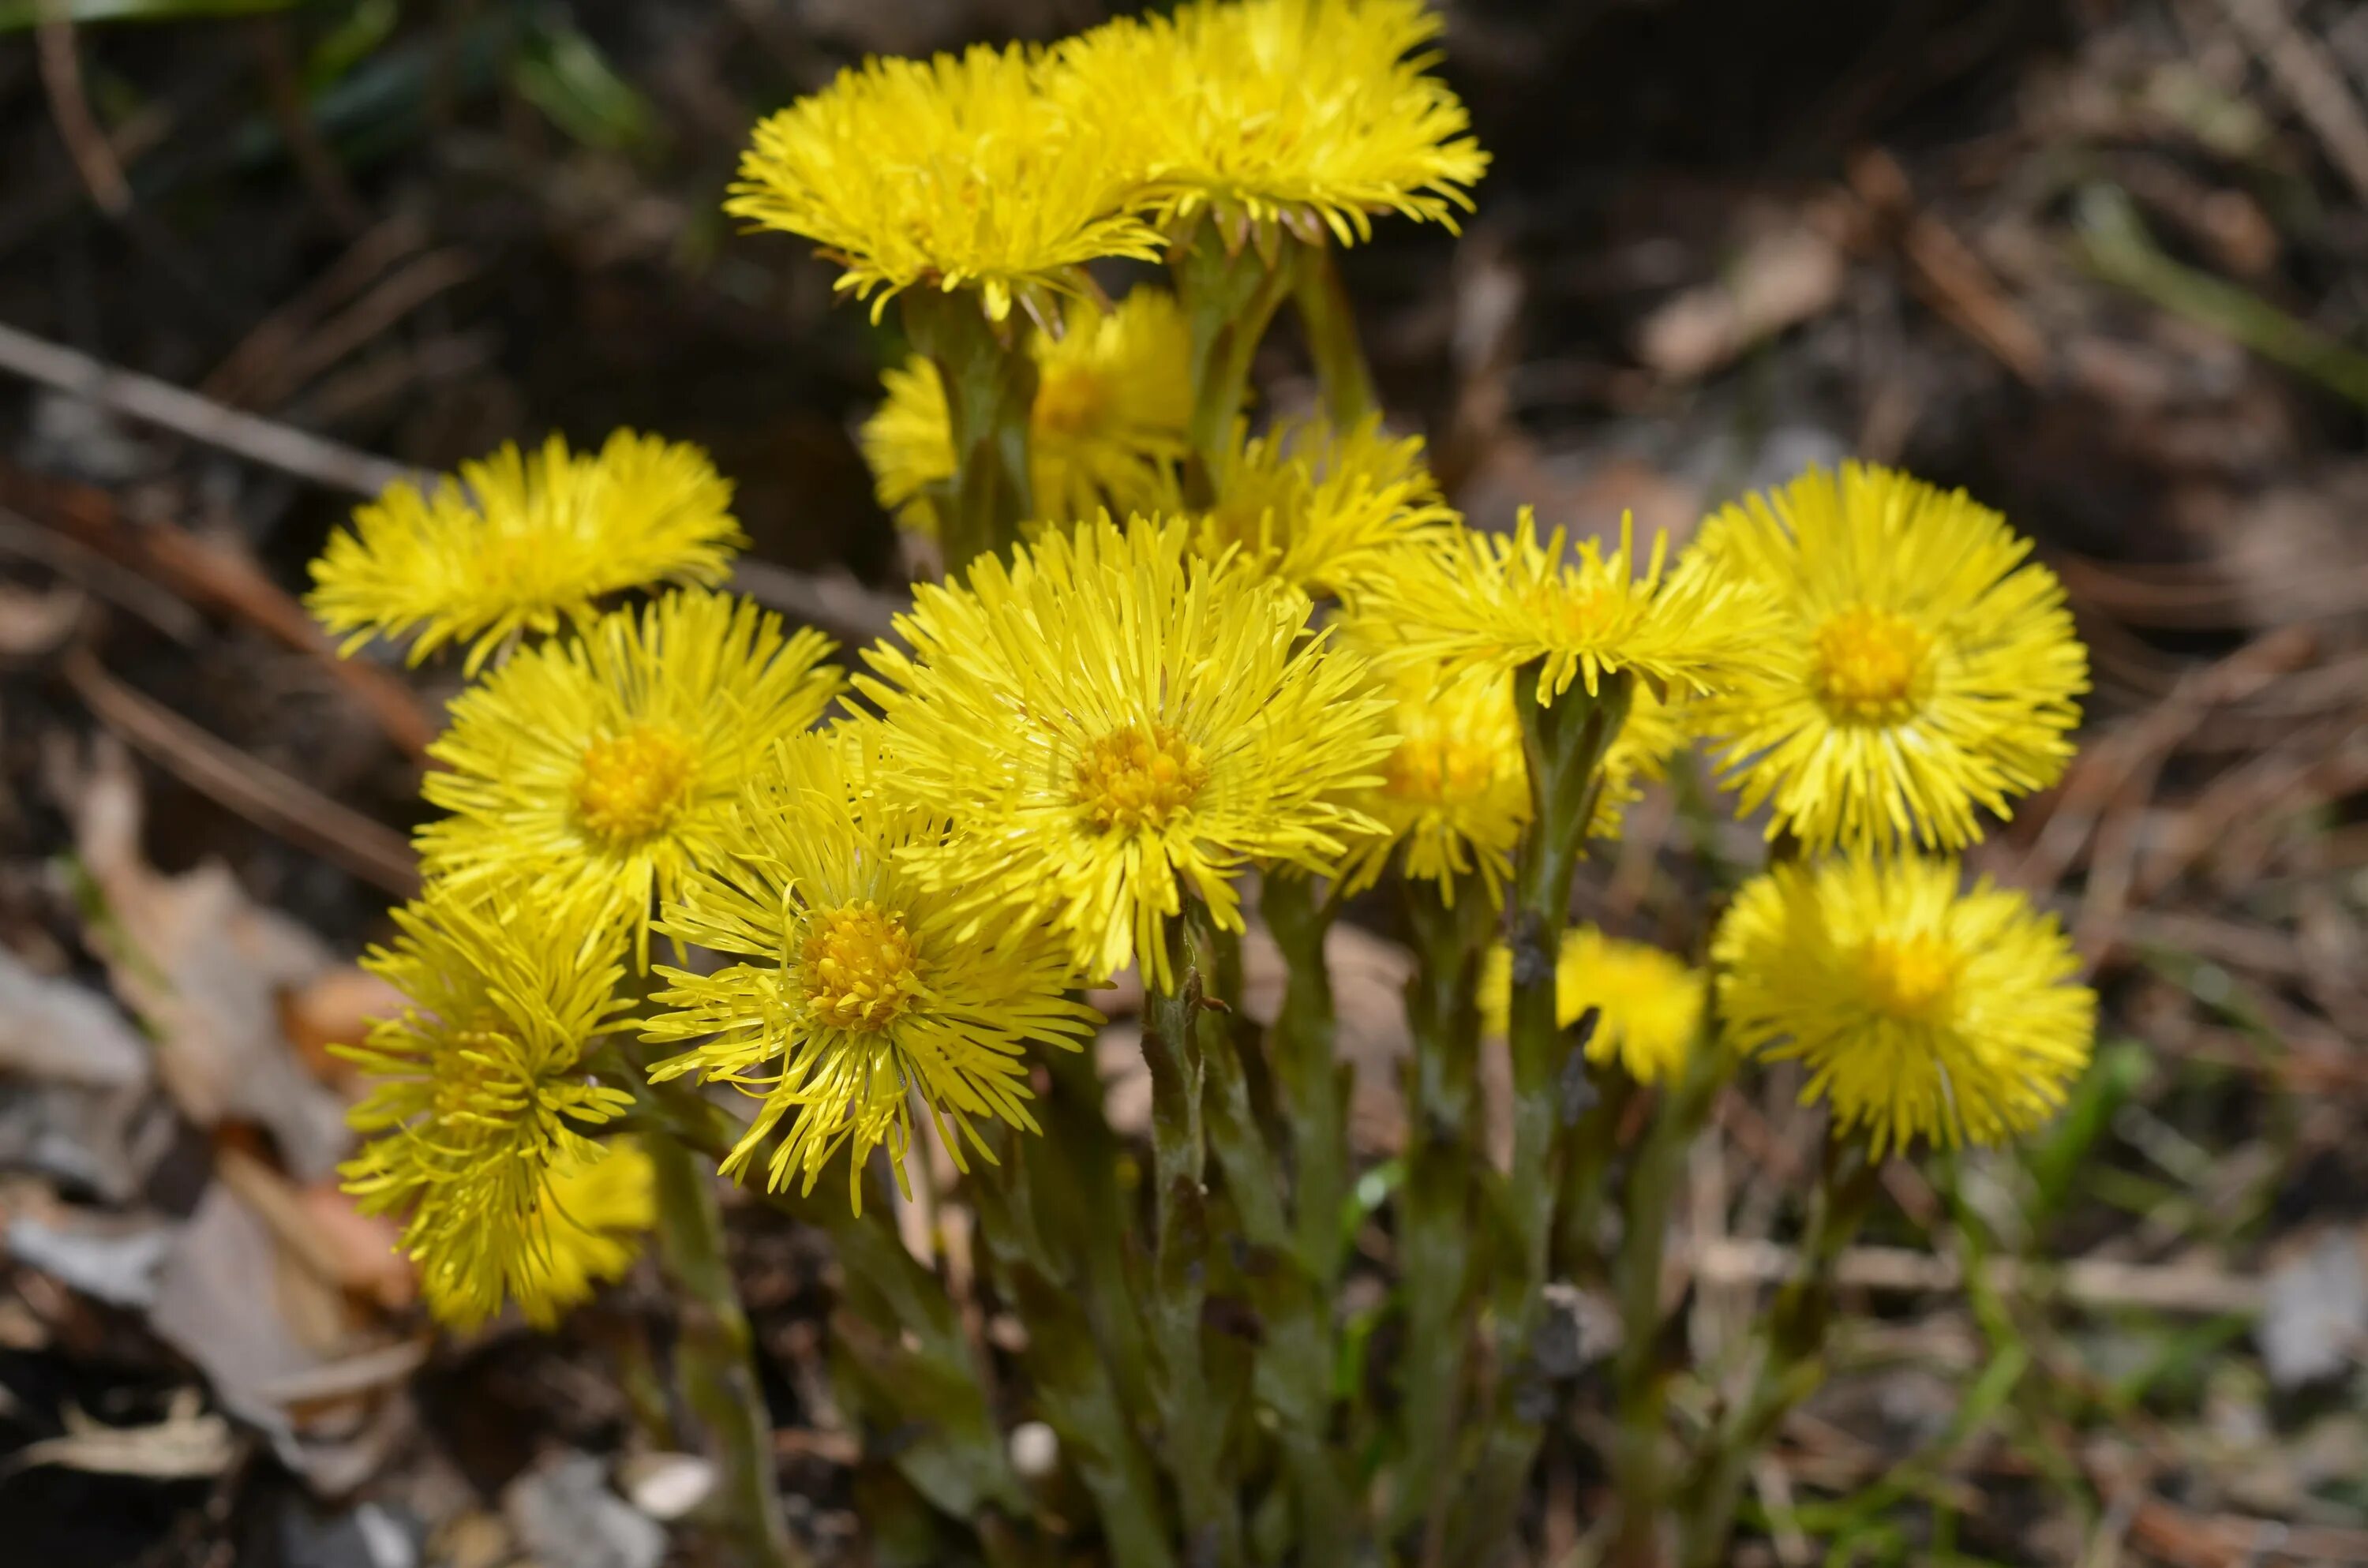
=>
[857,515,1392,990]
[418,589,842,964]
[644,729,1096,1209]
[1181,415,1456,595]
[1055,0,1488,244]
[307,431,744,675]
[1688,462,2089,851]
[727,43,1164,323]
[863,287,1192,535]
[1345,511,1774,706]
[1480,926,1707,1085]
[338,889,635,1330]
[489,1138,656,1330]
[1336,665,1526,904]
[1714,856,2096,1154]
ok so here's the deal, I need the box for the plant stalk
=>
[1291,239,1377,430]
[1264,873,1351,1294]
[1172,219,1297,508]
[901,286,1038,571]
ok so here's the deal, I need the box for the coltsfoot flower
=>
[1480,926,1707,1086]
[418,589,842,963]
[1346,511,1774,706]
[863,288,1192,535]
[338,889,636,1329]
[1182,415,1456,595]
[1714,856,2096,1154]
[1055,0,1488,244]
[644,728,1096,1209]
[1688,462,2089,851]
[1337,666,1527,904]
[307,430,744,674]
[727,43,1164,323]
[494,1137,655,1330]
[856,516,1393,990]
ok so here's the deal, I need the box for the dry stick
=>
[2215,0,2368,208]
[0,320,414,497]
[35,13,129,216]
[62,646,421,899]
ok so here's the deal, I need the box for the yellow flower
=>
[726,43,1164,324]
[1585,683,1692,838]
[1337,666,1527,904]
[1345,511,1774,706]
[1182,415,1456,595]
[1714,856,2096,1155]
[337,889,636,1329]
[856,516,1392,990]
[1688,463,2089,852]
[1480,926,1707,1085]
[482,1137,655,1330]
[307,431,744,675]
[418,589,843,964]
[644,729,1096,1210]
[1055,0,1488,244]
[863,288,1192,535]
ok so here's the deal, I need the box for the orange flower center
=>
[1812,605,1932,721]
[800,901,923,1032]
[573,726,696,844]
[1859,934,1957,1018]
[1033,363,1106,440]
[1384,729,1499,807]
[1074,723,1209,831]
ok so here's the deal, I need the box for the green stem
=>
[901,287,1038,571]
[1172,220,1297,508]
[1454,664,1635,1562]
[1389,872,1494,1548]
[1140,910,1244,1568]
[643,1121,807,1568]
[1264,874,1350,1293]
[1291,239,1377,430]
[1677,1139,1884,1568]
[1554,1069,1634,1282]
[1608,1037,1728,1568]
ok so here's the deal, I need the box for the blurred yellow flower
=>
[418,589,842,965]
[307,431,744,675]
[727,43,1163,323]
[338,889,635,1330]
[645,729,1096,1209]
[1336,666,1527,904]
[1714,856,2096,1155]
[493,1137,655,1330]
[1480,926,1706,1086]
[857,516,1392,990]
[1056,0,1487,243]
[863,288,1192,535]
[1346,511,1774,705]
[1182,415,1456,595]
[1688,463,2088,852]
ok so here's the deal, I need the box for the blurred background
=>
[3,1,2368,1564]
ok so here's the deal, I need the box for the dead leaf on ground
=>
[6,1387,236,1480]
[63,737,351,1181]
[1635,219,1848,380]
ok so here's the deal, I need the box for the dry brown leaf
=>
[1635,222,1847,380]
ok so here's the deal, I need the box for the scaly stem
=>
[1264,873,1351,1294]
[1291,239,1377,430]
[1554,1070,1634,1282]
[901,287,1037,571]
[1608,1035,1727,1568]
[1140,909,1244,1568]
[1454,664,1634,1562]
[1677,1139,1883,1568]
[643,1120,807,1568]
[1172,219,1297,507]
[1389,871,1494,1549]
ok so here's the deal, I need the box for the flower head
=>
[337,889,635,1329]
[727,43,1164,323]
[857,515,1392,990]
[645,729,1096,1209]
[1688,463,2089,851]
[308,431,744,675]
[490,1137,655,1330]
[1346,511,1774,706]
[1056,0,1487,244]
[1714,856,2096,1154]
[1337,666,1527,904]
[1181,415,1456,595]
[864,288,1192,535]
[418,589,843,964]
[1481,926,1707,1085]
